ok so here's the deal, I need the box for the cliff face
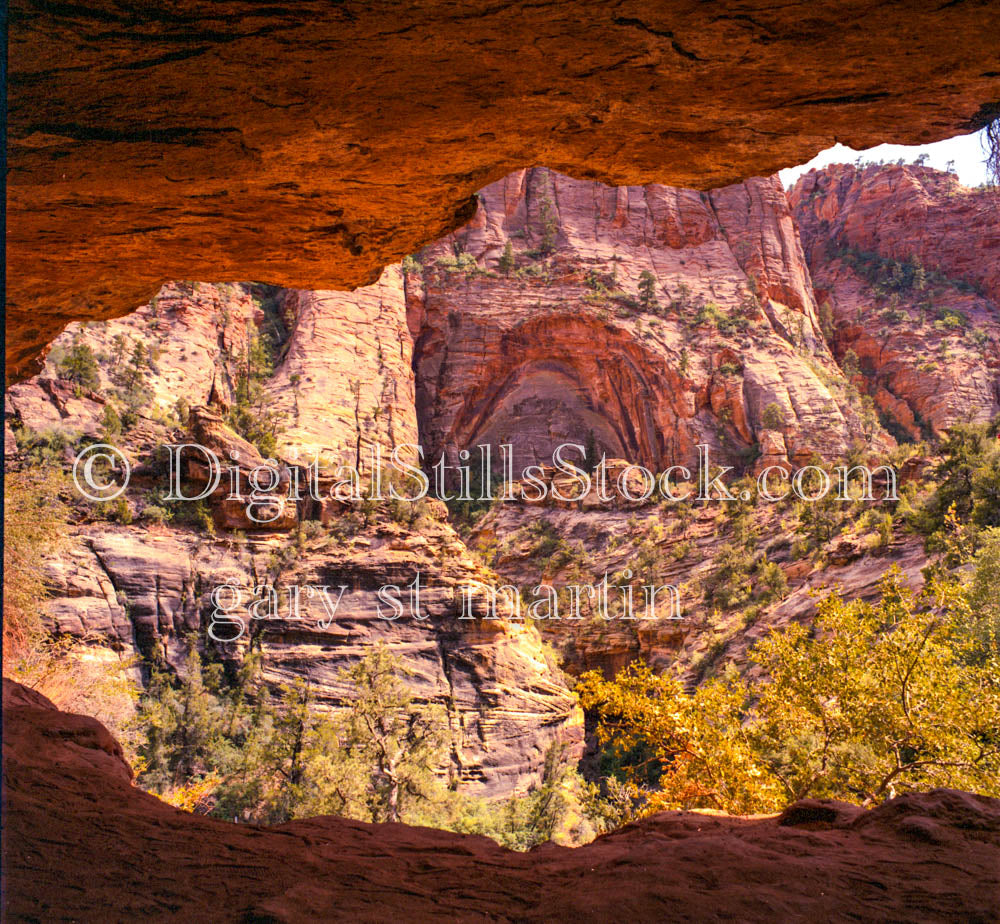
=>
[7,162,999,794]
[4,279,582,797]
[5,678,1000,921]
[409,167,864,477]
[791,164,1000,438]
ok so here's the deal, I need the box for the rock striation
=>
[7,1,1000,380]
[791,164,1000,437]
[409,167,863,477]
[4,278,582,797]
[7,161,999,792]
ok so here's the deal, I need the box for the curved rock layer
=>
[7,0,1000,380]
[4,280,583,797]
[409,167,861,473]
[8,163,999,771]
[5,679,1000,922]
[7,160,1000,790]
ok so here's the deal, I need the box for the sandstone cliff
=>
[5,279,582,797]
[7,161,998,796]
[791,164,1000,438]
[409,167,868,477]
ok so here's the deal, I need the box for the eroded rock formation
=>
[5,678,999,921]
[791,164,1000,438]
[408,167,862,476]
[7,161,999,791]
[7,1,1000,380]
[5,280,583,796]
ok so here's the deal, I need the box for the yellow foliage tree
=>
[580,568,1000,816]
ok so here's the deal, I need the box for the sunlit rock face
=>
[409,167,861,475]
[6,0,999,381]
[6,162,999,793]
[4,278,584,798]
[791,164,1000,437]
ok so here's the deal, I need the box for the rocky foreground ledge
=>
[3,678,999,922]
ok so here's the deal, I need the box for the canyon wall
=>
[5,279,582,797]
[8,162,999,794]
[791,164,1000,438]
[408,167,862,476]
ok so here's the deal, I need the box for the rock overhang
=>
[6,0,1000,381]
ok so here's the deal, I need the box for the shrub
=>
[142,504,172,526]
[11,425,78,469]
[101,404,123,439]
[3,471,68,660]
[761,402,786,430]
[579,569,1000,814]
[934,307,968,330]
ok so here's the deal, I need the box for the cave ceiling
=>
[6,0,1000,381]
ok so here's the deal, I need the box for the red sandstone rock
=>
[791,165,1000,435]
[7,160,999,794]
[4,678,999,921]
[7,3,1000,381]
[4,278,582,796]
[409,167,860,477]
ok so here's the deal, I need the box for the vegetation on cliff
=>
[580,562,1000,816]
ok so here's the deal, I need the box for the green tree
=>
[58,340,100,390]
[499,239,515,275]
[125,341,148,389]
[761,402,786,430]
[580,569,1000,815]
[339,645,448,822]
[410,743,586,849]
[750,571,999,804]
[638,270,659,312]
[841,348,861,377]
[916,419,1000,538]
[537,194,558,255]
[213,677,366,825]
[579,661,778,815]
[227,330,282,457]
[678,347,690,376]
[138,646,234,790]
[137,643,448,826]
[110,334,129,370]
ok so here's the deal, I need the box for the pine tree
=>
[340,645,447,822]
[126,341,147,389]
[58,340,100,390]
[537,195,558,255]
[638,270,659,312]
[499,240,515,275]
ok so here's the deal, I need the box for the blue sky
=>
[779,128,991,189]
